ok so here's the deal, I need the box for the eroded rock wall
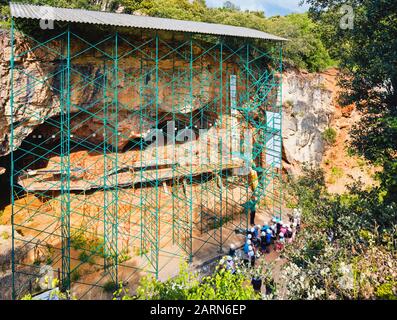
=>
[281,68,339,175]
[0,29,240,157]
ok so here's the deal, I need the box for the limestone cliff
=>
[282,68,336,175]
[281,68,376,192]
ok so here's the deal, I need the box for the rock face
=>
[0,29,235,156]
[0,225,35,300]
[281,69,338,175]
[0,29,61,157]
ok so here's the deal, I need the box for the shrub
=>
[70,232,87,250]
[282,168,397,300]
[375,281,397,300]
[78,251,94,264]
[71,269,81,282]
[322,127,337,145]
[330,166,343,179]
[71,233,105,258]
[134,261,260,300]
[1,231,9,240]
[118,249,131,264]
[103,280,118,293]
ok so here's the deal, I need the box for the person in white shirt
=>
[248,247,255,267]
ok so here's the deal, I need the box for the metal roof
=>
[10,3,287,41]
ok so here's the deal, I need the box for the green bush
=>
[70,232,87,250]
[118,249,131,264]
[264,13,335,72]
[71,269,81,282]
[1,231,9,240]
[103,280,118,293]
[133,261,260,300]
[322,127,337,145]
[71,233,105,258]
[329,166,343,182]
[78,251,95,264]
[282,168,397,299]
[375,281,397,300]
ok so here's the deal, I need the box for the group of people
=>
[217,208,302,294]
[227,208,302,269]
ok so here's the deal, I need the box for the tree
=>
[303,0,397,202]
[2,0,335,73]
[282,168,397,299]
[264,13,335,71]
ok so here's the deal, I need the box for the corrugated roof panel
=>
[10,3,287,41]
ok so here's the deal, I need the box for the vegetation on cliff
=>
[280,0,397,300]
[305,0,397,204]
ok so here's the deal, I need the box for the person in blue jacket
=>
[265,229,273,253]
[261,224,270,232]
[244,239,252,254]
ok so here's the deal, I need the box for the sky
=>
[205,0,310,17]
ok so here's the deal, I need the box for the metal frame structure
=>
[9,10,283,300]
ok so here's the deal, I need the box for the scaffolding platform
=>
[18,160,246,191]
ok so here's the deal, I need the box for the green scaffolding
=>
[10,18,283,299]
